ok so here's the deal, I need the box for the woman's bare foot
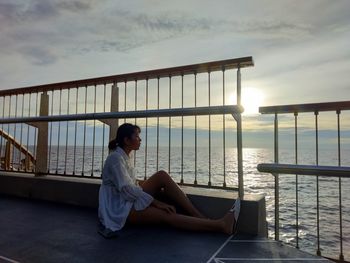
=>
[221,211,236,235]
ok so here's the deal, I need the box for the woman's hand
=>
[151,199,176,214]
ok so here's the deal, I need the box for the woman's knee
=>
[156,170,172,183]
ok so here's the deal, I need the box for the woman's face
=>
[124,129,141,150]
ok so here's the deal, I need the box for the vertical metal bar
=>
[274,113,280,241]
[194,73,198,185]
[8,95,12,171]
[336,110,344,261]
[73,87,78,175]
[157,77,160,172]
[168,76,171,174]
[92,85,97,176]
[81,86,87,176]
[134,80,137,167]
[101,84,106,174]
[64,89,70,175]
[208,72,211,186]
[82,86,87,176]
[56,89,62,174]
[294,112,299,249]
[237,68,241,105]
[33,92,38,171]
[181,74,184,184]
[12,94,18,171]
[237,67,244,197]
[48,90,54,173]
[26,93,31,172]
[223,67,226,187]
[144,79,149,180]
[5,95,12,170]
[315,111,321,256]
[124,81,127,123]
[19,94,24,170]
[0,96,5,162]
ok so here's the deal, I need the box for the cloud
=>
[19,46,58,65]
[56,1,91,12]
[0,0,93,27]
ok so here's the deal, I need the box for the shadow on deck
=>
[0,195,330,263]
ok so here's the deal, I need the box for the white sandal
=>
[229,198,241,235]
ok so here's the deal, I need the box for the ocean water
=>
[5,145,350,260]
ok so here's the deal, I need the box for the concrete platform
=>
[0,195,331,263]
[0,171,267,237]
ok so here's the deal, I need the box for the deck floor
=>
[0,195,330,263]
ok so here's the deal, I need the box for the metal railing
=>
[258,100,350,262]
[0,57,254,197]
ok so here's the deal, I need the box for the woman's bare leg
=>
[127,205,235,234]
[140,170,206,218]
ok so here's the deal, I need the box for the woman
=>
[98,123,240,237]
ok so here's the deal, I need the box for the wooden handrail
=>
[0,56,253,96]
[259,101,350,114]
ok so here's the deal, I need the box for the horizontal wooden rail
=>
[259,101,350,114]
[257,163,350,178]
[0,57,253,96]
[0,105,243,124]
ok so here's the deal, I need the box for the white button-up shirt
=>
[98,146,154,231]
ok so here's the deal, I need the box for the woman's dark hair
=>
[108,123,141,151]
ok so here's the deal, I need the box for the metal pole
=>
[56,89,62,174]
[101,84,106,174]
[208,72,211,186]
[11,94,18,170]
[73,87,78,175]
[6,95,11,171]
[33,92,38,172]
[237,67,244,198]
[26,93,31,172]
[0,96,5,163]
[48,90,54,173]
[157,77,160,172]
[144,79,149,180]
[134,80,137,167]
[82,86,87,176]
[92,85,96,176]
[274,113,279,241]
[19,94,24,170]
[336,110,344,261]
[64,89,70,175]
[223,68,226,187]
[124,81,127,123]
[194,73,198,185]
[294,112,299,249]
[181,74,184,184]
[315,111,321,256]
[168,76,171,174]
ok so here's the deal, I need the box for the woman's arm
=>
[120,184,154,210]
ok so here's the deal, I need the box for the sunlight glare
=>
[229,87,264,115]
[242,87,264,115]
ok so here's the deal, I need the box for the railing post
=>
[237,67,244,198]
[35,92,49,175]
[110,84,119,142]
[99,84,119,154]
[4,141,13,170]
[274,113,279,241]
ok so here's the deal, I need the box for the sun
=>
[241,87,264,115]
[229,87,264,115]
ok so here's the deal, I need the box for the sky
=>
[0,0,350,149]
